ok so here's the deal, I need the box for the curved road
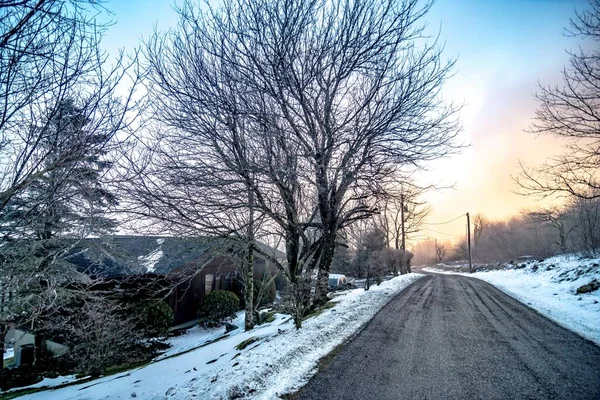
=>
[297,273,600,400]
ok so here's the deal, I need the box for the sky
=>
[414,0,589,243]
[100,0,591,243]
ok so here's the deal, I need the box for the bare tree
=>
[42,294,143,377]
[0,0,140,212]
[435,241,446,262]
[517,0,600,199]
[134,0,459,327]
[568,195,600,255]
[473,214,490,245]
[377,184,432,252]
[527,207,575,253]
[452,239,468,261]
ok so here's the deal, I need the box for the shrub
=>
[138,300,175,337]
[199,290,240,327]
[255,310,276,325]
[0,366,42,391]
[577,279,600,294]
[235,336,259,350]
[127,300,174,337]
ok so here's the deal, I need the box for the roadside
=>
[14,273,423,400]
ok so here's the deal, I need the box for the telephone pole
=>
[466,212,472,272]
[400,192,406,251]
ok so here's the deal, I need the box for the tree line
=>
[452,197,600,264]
[414,0,600,266]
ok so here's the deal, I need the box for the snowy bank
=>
[425,254,600,345]
[21,273,423,400]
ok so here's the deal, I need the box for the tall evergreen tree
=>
[25,98,117,241]
[0,98,117,331]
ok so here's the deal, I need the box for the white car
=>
[328,274,347,288]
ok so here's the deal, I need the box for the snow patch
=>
[138,248,163,273]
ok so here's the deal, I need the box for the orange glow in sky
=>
[412,0,587,243]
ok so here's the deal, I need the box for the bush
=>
[199,290,240,327]
[127,300,174,337]
[0,366,42,391]
[138,300,174,337]
[577,279,600,294]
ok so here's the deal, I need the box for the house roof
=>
[65,236,286,278]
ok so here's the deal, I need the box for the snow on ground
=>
[159,311,246,360]
[21,273,423,400]
[432,262,464,270]
[425,254,600,345]
[3,375,82,393]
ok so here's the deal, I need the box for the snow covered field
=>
[19,273,423,400]
[425,254,600,345]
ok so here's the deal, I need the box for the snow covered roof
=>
[64,236,285,278]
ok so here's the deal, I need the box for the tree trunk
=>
[400,193,406,251]
[313,231,336,307]
[244,186,255,331]
[243,250,254,331]
[0,323,7,357]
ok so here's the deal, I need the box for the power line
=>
[423,227,457,237]
[422,214,466,226]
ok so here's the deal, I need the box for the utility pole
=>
[434,238,438,264]
[400,192,410,273]
[400,192,406,251]
[466,212,472,272]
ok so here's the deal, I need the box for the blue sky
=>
[100,0,592,240]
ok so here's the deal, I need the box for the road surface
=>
[297,273,600,400]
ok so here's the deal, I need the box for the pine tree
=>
[0,98,118,331]
[26,98,117,241]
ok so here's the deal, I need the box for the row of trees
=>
[415,0,600,266]
[331,226,413,289]
[330,187,428,280]
[422,196,600,265]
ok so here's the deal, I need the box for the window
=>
[205,274,214,295]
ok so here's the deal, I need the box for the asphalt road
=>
[297,273,600,400]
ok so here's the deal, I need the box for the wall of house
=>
[168,256,241,325]
[167,255,282,325]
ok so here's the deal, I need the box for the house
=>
[1,236,286,368]
[65,236,286,325]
